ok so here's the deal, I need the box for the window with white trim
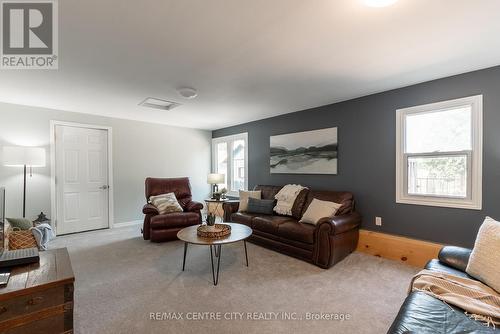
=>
[396,95,483,210]
[212,133,248,197]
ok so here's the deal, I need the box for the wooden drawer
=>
[0,286,66,321]
[3,311,69,334]
[0,284,73,333]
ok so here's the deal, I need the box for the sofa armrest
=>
[185,200,203,212]
[438,246,471,272]
[143,203,159,215]
[317,212,361,235]
[222,201,240,222]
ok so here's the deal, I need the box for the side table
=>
[204,198,229,223]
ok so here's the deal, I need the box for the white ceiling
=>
[1,0,500,130]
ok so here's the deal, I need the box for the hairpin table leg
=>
[182,242,188,271]
[209,245,222,286]
[244,240,249,267]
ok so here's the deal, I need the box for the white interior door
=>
[55,125,110,235]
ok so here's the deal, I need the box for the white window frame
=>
[396,95,483,210]
[211,133,248,197]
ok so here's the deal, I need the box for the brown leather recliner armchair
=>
[142,177,203,242]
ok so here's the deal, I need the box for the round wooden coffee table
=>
[177,223,252,286]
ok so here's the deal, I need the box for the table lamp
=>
[207,173,225,199]
[3,146,46,217]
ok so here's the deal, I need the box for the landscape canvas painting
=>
[270,127,338,174]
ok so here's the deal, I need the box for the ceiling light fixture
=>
[177,87,198,99]
[363,0,398,7]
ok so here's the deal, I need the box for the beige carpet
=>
[49,225,418,334]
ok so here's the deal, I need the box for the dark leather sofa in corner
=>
[388,246,500,333]
[222,185,362,269]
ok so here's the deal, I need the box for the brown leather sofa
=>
[142,177,203,242]
[223,185,361,268]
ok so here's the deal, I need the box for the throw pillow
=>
[299,199,342,225]
[238,190,261,212]
[149,193,183,214]
[6,218,32,230]
[247,198,275,215]
[466,216,500,293]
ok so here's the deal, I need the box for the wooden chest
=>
[0,248,75,334]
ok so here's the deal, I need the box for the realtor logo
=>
[1,0,58,69]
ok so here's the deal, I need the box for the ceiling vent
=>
[139,97,181,111]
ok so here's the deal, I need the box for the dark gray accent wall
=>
[213,66,500,247]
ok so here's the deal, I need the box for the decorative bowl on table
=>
[197,223,231,239]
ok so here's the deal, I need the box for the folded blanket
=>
[410,269,500,328]
[274,184,306,216]
[31,223,55,250]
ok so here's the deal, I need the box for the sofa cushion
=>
[231,212,260,227]
[291,188,310,219]
[150,212,199,229]
[254,185,282,200]
[251,228,314,251]
[425,259,472,279]
[252,216,294,235]
[251,229,282,242]
[438,246,472,272]
[277,221,315,244]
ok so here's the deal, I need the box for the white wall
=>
[0,102,211,224]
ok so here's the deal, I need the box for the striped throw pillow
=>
[149,193,183,214]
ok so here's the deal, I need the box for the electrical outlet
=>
[375,217,382,226]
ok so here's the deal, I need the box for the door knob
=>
[99,185,109,190]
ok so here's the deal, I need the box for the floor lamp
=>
[3,146,46,218]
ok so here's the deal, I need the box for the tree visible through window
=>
[408,155,467,198]
[396,96,482,210]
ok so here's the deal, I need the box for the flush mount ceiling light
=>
[139,97,181,111]
[177,87,198,99]
[363,0,398,7]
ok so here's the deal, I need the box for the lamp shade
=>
[3,146,46,167]
[207,173,225,184]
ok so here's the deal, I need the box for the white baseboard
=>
[113,220,142,228]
